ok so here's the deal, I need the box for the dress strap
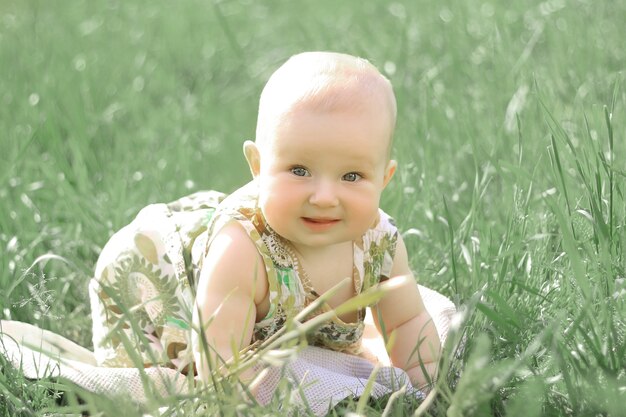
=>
[376,210,399,281]
[356,209,399,291]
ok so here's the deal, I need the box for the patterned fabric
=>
[90,191,225,371]
[90,181,399,370]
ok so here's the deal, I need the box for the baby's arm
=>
[370,235,441,388]
[192,222,268,383]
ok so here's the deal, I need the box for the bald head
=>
[255,52,397,153]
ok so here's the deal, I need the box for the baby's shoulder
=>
[205,221,262,269]
[202,220,268,300]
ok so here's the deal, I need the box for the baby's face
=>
[252,101,396,253]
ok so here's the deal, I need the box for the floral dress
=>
[90,181,399,371]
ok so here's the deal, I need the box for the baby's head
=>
[245,52,398,249]
[254,51,397,153]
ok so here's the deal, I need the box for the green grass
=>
[1,0,625,415]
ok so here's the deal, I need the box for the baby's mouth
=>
[301,217,340,230]
[302,217,339,224]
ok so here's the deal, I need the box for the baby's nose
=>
[309,180,339,207]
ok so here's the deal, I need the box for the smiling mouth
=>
[302,217,339,224]
[301,217,340,230]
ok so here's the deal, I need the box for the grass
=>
[1,0,625,415]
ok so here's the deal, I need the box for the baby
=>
[191,51,441,388]
[89,51,441,394]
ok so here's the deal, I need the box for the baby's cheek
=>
[349,195,380,227]
[261,195,294,232]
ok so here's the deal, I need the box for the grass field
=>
[1,0,625,415]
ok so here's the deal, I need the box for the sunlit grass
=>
[1,0,625,415]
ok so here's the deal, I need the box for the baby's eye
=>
[342,172,362,182]
[291,167,310,177]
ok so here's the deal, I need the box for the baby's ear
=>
[383,159,397,188]
[243,140,261,177]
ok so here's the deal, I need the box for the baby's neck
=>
[290,240,352,262]
[290,240,355,313]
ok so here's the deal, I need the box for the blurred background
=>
[1,0,624,414]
